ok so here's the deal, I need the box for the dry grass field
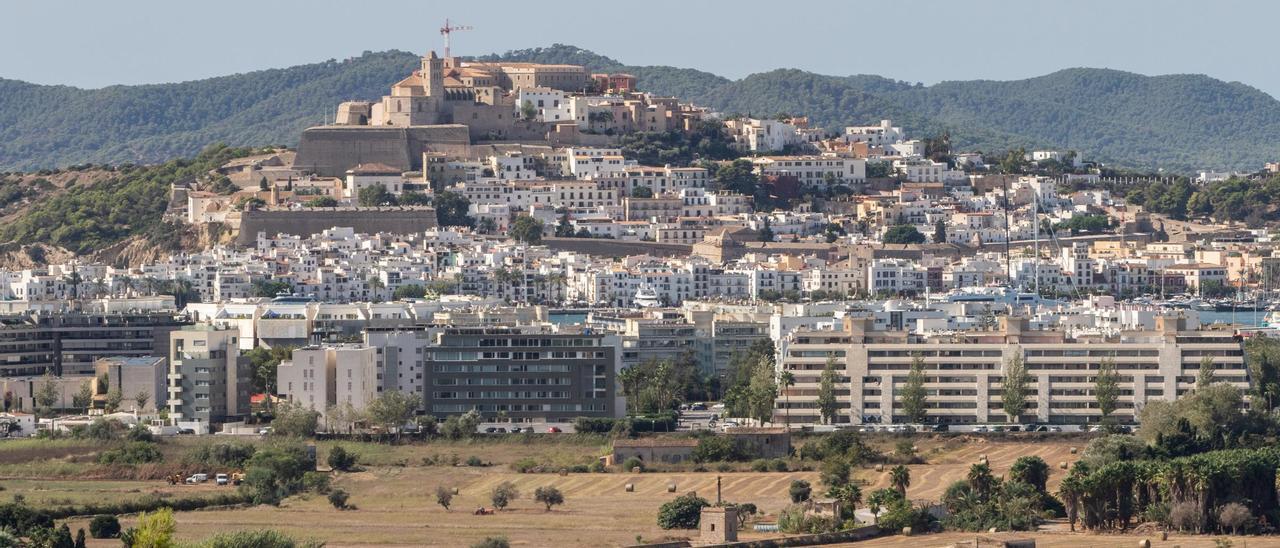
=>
[3,434,1273,547]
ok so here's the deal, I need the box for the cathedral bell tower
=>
[422,51,444,98]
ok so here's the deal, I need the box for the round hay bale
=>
[559,468,569,477]
[979,453,987,460]
[631,466,642,474]
[901,526,912,536]
[1070,446,1078,454]
[667,483,677,493]
[988,527,998,534]
[451,487,460,495]
[625,483,634,492]
[1059,461,1069,470]
[875,464,884,472]
[1138,540,1151,548]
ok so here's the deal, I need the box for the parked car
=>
[215,473,229,486]
[991,425,1006,433]
[930,424,950,432]
[690,403,707,411]
[860,425,877,433]
[1049,426,1063,433]
[973,426,990,433]
[484,427,497,434]
[546,426,562,433]
[185,473,208,484]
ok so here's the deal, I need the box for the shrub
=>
[327,489,350,510]
[572,417,619,434]
[777,504,838,534]
[657,493,710,529]
[435,486,453,510]
[789,480,812,503]
[97,441,162,465]
[693,436,747,463]
[185,443,256,469]
[302,472,330,494]
[622,457,644,472]
[1008,456,1050,492]
[1169,500,1205,533]
[194,529,319,548]
[511,457,542,473]
[1217,502,1253,535]
[466,456,484,467]
[88,515,121,539]
[534,486,564,511]
[589,460,606,473]
[471,537,509,548]
[878,500,935,533]
[819,458,850,489]
[241,443,315,505]
[490,482,519,510]
[750,459,770,472]
[770,459,789,472]
[326,446,357,472]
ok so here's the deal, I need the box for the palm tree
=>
[367,276,386,302]
[120,276,138,297]
[63,271,83,299]
[545,272,567,304]
[890,465,911,498]
[91,278,108,299]
[779,370,796,429]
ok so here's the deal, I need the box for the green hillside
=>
[2,45,1279,171]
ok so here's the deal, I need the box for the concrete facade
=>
[167,325,251,425]
[776,315,1247,426]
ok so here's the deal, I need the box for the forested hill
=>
[481,46,1280,171]
[0,51,421,171]
[3,45,1280,171]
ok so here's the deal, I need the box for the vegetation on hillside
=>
[3,45,1278,170]
[0,144,254,254]
[0,51,419,170]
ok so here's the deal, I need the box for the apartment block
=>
[167,325,251,425]
[0,311,188,377]
[424,326,621,422]
[277,345,378,416]
[776,315,1246,426]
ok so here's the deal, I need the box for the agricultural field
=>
[0,433,1263,547]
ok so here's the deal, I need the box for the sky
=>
[4,0,1280,98]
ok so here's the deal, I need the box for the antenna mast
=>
[439,18,474,59]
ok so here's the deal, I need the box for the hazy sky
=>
[5,0,1280,98]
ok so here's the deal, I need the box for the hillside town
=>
[4,33,1280,548]
[0,47,1275,431]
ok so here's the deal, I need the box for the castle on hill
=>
[333,51,588,131]
[294,49,703,177]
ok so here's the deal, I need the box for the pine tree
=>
[899,354,928,423]
[1094,358,1119,419]
[1001,353,1030,424]
[1197,355,1216,389]
[817,357,839,424]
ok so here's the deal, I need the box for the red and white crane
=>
[439,19,473,59]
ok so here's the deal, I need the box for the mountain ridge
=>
[1,44,1277,171]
